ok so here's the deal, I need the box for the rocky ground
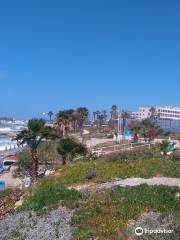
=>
[127,212,179,240]
[0,207,74,240]
[0,190,22,220]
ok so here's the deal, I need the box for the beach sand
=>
[0,166,22,188]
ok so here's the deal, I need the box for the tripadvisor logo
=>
[135,227,173,236]
[135,227,143,236]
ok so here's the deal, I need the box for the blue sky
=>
[0,0,180,119]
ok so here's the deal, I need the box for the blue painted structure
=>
[0,180,6,190]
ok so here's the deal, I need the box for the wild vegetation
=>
[1,105,180,239]
[13,147,180,239]
[72,185,180,239]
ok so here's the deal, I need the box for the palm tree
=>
[15,119,56,181]
[96,110,101,130]
[111,105,117,120]
[121,111,130,133]
[102,110,107,122]
[97,112,104,131]
[55,109,73,137]
[93,112,96,123]
[48,111,53,123]
[141,126,149,142]
[141,119,161,141]
[72,110,78,133]
[131,125,141,143]
[77,107,89,137]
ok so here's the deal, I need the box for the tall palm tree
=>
[141,119,161,141]
[55,109,73,137]
[96,110,101,130]
[110,105,118,130]
[97,112,104,131]
[111,105,117,120]
[131,125,141,143]
[15,119,56,181]
[121,111,130,133]
[93,112,96,123]
[102,110,107,122]
[48,111,53,123]
[72,110,78,133]
[77,107,89,137]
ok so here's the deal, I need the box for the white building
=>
[131,106,180,120]
[131,107,151,120]
[156,106,180,120]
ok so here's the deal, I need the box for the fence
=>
[91,142,152,157]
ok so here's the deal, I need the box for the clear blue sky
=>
[0,0,180,119]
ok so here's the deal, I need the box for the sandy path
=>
[71,177,180,194]
[0,166,22,188]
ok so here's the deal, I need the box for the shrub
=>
[105,146,161,163]
[57,137,87,165]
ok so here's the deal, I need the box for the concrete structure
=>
[131,107,151,120]
[156,106,180,120]
[131,106,180,121]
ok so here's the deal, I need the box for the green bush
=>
[57,137,87,164]
[105,146,161,163]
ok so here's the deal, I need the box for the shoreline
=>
[0,131,17,138]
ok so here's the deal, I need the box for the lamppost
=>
[117,109,122,135]
[42,112,46,121]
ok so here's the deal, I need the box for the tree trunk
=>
[122,118,126,133]
[62,156,66,165]
[93,113,96,123]
[163,150,167,160]
[134,133,138,143]
[31,148,38,182]
[73,120,76,133]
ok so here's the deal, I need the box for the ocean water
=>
[0,124,25,151]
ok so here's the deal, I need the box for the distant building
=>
[156,106,180,120]
[131,106,180,121]
[131,107,151,120]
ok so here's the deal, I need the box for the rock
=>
[14,196,24,209]
[45,170,55,176]
[175,192,180,200]
[85,170,96,180]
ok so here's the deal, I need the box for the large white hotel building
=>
[131,106,180,120]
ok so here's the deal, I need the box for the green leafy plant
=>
[57,137,87,165]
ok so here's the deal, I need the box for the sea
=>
[0,124,26,152]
